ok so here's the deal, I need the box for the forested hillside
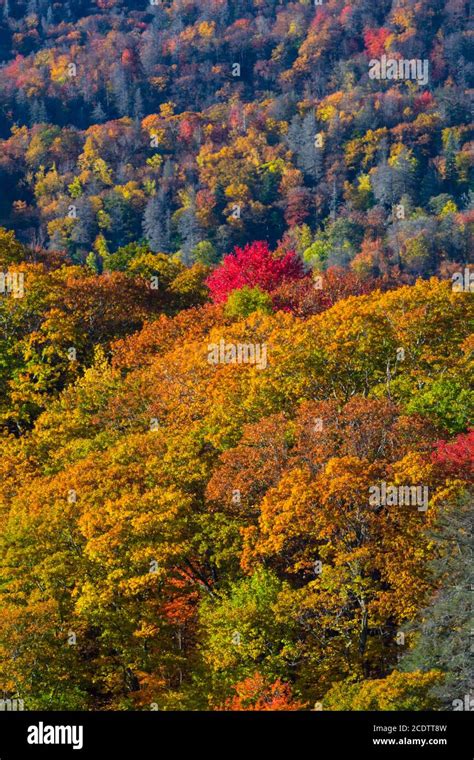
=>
[0,0,472,269]
[0,0,472,711]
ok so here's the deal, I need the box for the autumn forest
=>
[0,0,472,713]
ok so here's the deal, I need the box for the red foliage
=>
[364,28,391,58]
[284,187,311,228]
[205,241,305,304]
[121,48,137,71]
[413,91,435,113]
[271,266,378,318]
[340,4,352,23]
[431,430,474,479]
[179,118,195,142]
[221,673,305,711]
[96,0,118,8]
[310,8,329,30]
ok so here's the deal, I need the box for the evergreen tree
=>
[70,197,97,257]
[143,190,171,253]
[133,88,144,122]
[111,64,129,117]
[372,159,395,208]
[287,112,323,182]
[443,130,459,194]
[91,102,107,124]
[177,192,202,265]
[401,491,473,708]
[30,98,47,124]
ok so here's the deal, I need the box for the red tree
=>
[271,266,378,318]
[221,673,305,711]
[431,430,474,479]
[364,28,391,58]
[206,241,304,304]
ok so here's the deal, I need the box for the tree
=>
[177,194,202,266]
[191,240,218,266]
[287,112,323,181]
[221,672,305,711]
[0,227,26,266]
[406,379,473,435]
[323,671,443,711]
[143,192,170,253]
[91,102,107,124]
[206,241,304,303]
[431,430,474,480]
[400,490,473,708]
[224,286,273,319]
[111,63,129,117]
[198,569,295,706]
[70,198,97,256]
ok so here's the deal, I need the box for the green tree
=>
[224,286,273,319]
[198,569,296,706]
[406,378,473,435]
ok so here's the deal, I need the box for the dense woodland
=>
[0,0,472,711]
